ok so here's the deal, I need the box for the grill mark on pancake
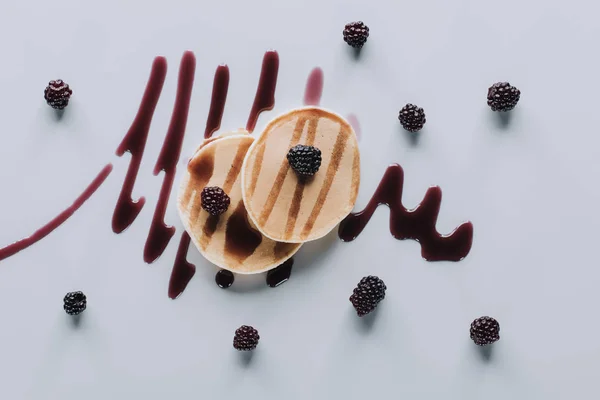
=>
[200,138,253,249]
[200,215,219,249]
[273,241,289,260]
[223,139,252,193]
[247,144,266,199]
[283,117,319,239]
[350,148,360,200]
[225,202,263,262]
[257,117,307,226]
[186,145,216,224]
[300,125,351,239]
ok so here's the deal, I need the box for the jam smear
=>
[303,67,324,106]
[215,269,234,288]
[224,202,262,263]
[246,51,279,132]
[168,231,196,299]
[113,57,168,233]
[0,164,113,261]
[204,65,230,139]
[266,258,294,287]
[144,51,196,263]
[338,164,473,261]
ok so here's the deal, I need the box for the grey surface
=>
[0,0,598,398]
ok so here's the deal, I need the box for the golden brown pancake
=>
[177,132,301,274]
[241,107,360,243]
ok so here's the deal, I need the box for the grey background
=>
[0,0,598,398]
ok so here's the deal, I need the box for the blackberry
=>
[233,325,260,351]
[343,21,369,48]
[487,82,520,112]
[287,145,322,177]
[44,79,73,110]
[470,316,500,346]
[349,276,386,316]
[398,104,426,132]
[201,186,230,216]
[63,291,87,315]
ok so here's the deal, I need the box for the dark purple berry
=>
[349,276,386,316]
[287,145,322,177]
[398,104,426,132]
[201,186,230,216]
[64,291,87,315]
[470,316,500,346]
[343,21,369,49]
[487,82,520,112]
[233,325,260,351]
[44,79,73,110]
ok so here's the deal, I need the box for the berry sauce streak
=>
[215,269,234,288]
[246,51,279,133]
[168,231,196,299]
[204,65,230,139]
[112,57,168,233]
[144,51,196,263]
[303,67,324,106]
[0,164,113,261]
[266,258,294,287]
[338,164,473,261]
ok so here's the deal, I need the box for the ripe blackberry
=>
[44,79,73,110]
[287,145,322,177]
[487,82,520,112]
[343,21,370,48]
[398,104,426,132]
[233,325,260,351]
[63,291,87,315]
[349,276,386,316]
[201,186,230,216]
[470,316,500,346]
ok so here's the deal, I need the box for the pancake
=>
[241,107,360,243]
[177,132,301,274]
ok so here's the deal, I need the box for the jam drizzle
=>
[0,164,113,261]
[266,258,294,287]
[338,164,473,261]
[168,231,196,299]
[246,51,279,133]
[144,51,196,263]
[112,57,168,233]
[303,67,324,106]
[204,65,230,139]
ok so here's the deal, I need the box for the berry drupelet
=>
[44,79,73,110]
[349,276,387,316]
[63,291,87,315]
[233,325,260,351]
[201,186,230,216]
[343,21,370,48]
[287,144,322,177]
[470,316,500,346]
[398,104,426,132]
[487,82,520,112]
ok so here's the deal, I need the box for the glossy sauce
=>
[112,57,168,233]
[338,164,473,261]
[0,164,113,261]
[303,67,324,106]
[144,51,196,263]
[266,258,294,287]
[224,202,263,263]
[168,231,196,299]
[246,51,279,133]
[204,65,230,139]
